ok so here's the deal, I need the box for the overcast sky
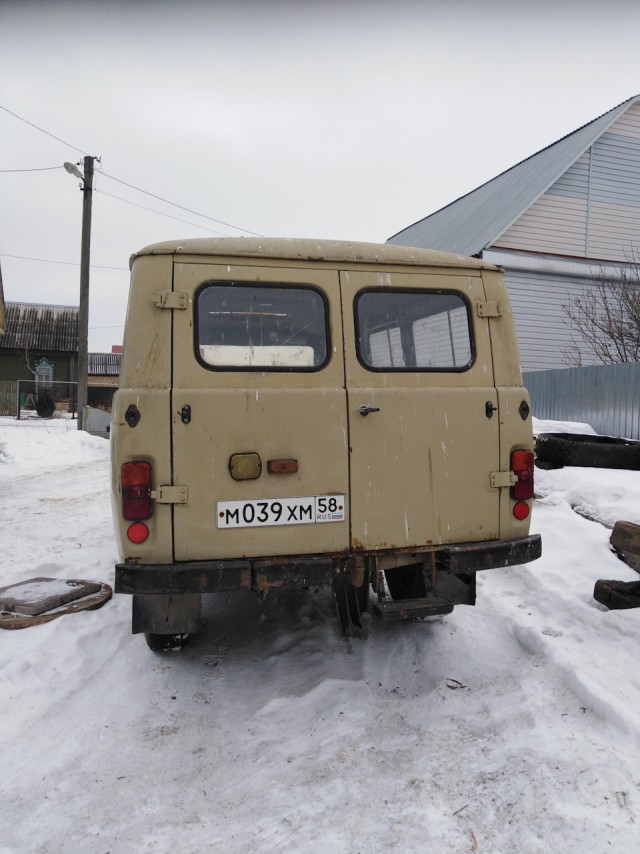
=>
[1,0,640,351]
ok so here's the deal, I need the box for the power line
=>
[0,252,127,271]
[0,105,87,155]
[98,170,263,237]
[0,165,63,173]
[1,104,263,237]
[94,188,227,235]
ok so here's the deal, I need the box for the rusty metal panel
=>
[444,535,542,574]
[252,558,335,590]
[115,560,252,594]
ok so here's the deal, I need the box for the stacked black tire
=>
[535,432,640,470]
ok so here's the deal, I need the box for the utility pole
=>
[77,155,94,431]
[65,156,95,430]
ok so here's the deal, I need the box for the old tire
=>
[144,632,190,652]
[535,432,640,470]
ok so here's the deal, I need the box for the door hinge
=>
[476,300,503,318]
[152,291,189,310]
[151,485,189,504]
[490,471,518,488]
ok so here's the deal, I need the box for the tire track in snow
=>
[477,498,640,742]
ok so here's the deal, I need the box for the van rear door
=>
[170,261,349,561]
[340,268,500,551]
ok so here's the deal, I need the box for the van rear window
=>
[355,289,473,371]
[196,282,329,370]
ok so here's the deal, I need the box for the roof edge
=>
[388,93,640,246]
[485,93,640,251]
[130,236,498,271]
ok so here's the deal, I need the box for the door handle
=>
[485,400,497,419]
[357,405,381,416]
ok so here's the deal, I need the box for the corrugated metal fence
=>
[524,363,640,440]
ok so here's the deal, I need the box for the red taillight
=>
[511,449,535,501]
[127,522,150,543]
[513,501,530,520]
[121,461,152,521]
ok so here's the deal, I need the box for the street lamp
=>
[64,156,95,430]
[63,161,83,180]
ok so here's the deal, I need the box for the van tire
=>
[535,432,640,470]
[144,632,191,652]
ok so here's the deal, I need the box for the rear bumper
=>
[445,533,541,573]
[115,534,541,595]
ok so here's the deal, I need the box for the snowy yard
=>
[1,416,640,853]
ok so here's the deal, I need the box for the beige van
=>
[111,238,540,650]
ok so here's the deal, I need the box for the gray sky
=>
[1,0,639,351]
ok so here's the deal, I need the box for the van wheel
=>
[144,632,190,652]
[385,566,426,600]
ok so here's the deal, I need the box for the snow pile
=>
[533,416,598,436]
[0,415,108,475]
[1,417,640,853]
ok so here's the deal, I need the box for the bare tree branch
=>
[562,250,640,365]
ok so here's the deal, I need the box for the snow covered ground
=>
[1,415,640,853]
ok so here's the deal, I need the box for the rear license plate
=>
[217,495,345,529]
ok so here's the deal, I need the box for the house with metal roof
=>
[87,351,121,410]
[0,301,122,417]
[388,95,640,371]
[0,262,5,335]
[0,301,79,382]
[0,302,80,415]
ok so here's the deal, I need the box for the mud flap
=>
[132,593,201,634]
[332,569,372,639]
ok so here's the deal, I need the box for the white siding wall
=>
[505,269,605,372]
[494,103,640,263]
[493,192,588,256]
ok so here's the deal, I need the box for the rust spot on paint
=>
[348,563,365,588]
[255,572,283,590]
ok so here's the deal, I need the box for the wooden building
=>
[87,351,121,410]
[0,301,121,416]
[0,262,5,335]
[0,302,79,386]
[388,95,640,371]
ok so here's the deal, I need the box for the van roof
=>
[130,237,498,271]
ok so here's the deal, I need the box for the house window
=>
[35,357,54,388]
